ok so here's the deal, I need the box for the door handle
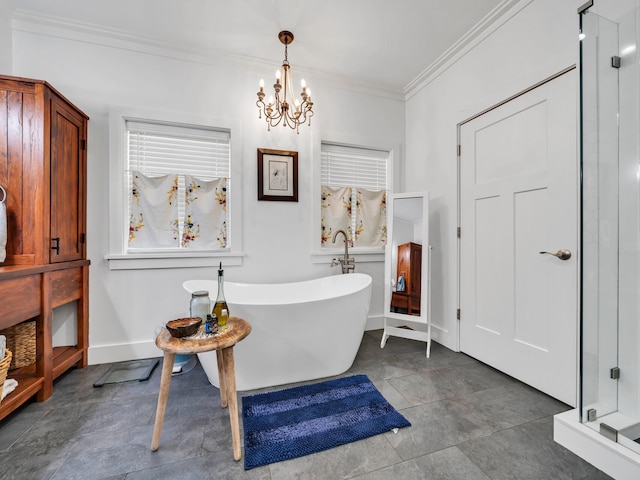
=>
[539,249,571,261]
[51,237,60,255]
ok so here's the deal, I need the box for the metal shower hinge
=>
[600,423,618,442]
[578,0,593,14]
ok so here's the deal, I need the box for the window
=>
[126,119,230,252]
[320,142,389,249]
[107,108,243,270]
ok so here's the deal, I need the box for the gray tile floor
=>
[0,330,613,479]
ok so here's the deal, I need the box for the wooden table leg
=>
[216,349,228,408]
[221,346,241,461]
[151,351,175,451]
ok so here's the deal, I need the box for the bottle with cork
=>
[213,261,230,329]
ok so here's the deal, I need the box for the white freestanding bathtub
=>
[183,273,372,391]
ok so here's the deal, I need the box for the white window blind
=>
[320,142,389,248]
[126,119,231,250]
[127,120,230,177]
[320,143,388,190]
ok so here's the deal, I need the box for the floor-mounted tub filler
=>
[183,273,372,391]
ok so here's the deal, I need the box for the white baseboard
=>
[365,315,384,331]
[554,409,640,480]
[88,340,161,365]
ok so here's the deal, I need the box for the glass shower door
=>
[580,7,619,429]
[580,2,640,455]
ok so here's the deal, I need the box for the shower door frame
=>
[579,0,640,455]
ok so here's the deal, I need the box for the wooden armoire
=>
[391,242,422,315]
[0,75,89,421]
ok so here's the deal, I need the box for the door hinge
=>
[457,309,461,320]
[457,227,461,238]
[611,56,621,68]
[587,408,597,422]
[81,233,86,244]
[81,139,87,150]
[610,367,620,379]
[457,144,461,156]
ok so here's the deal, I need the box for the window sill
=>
[105,252,245,270]
[310,249,385,264]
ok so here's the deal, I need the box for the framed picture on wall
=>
[257,148,298,202]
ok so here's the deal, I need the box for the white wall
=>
[11,24,404,363]
[405,0,582,350]
[0,2,14,73]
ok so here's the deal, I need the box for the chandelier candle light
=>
[256,31,314,133]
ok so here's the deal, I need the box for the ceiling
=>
[11,0,518,96]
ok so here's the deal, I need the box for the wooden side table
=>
[151,316,251,461]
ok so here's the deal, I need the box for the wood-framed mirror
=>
[382,192,431,357]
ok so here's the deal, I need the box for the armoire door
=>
[397,242,412,291]
[49,96,87,263]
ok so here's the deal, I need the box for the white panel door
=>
[459,70,577,405]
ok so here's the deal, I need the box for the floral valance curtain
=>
[129,171,179,248]
[183,176,227,248]
[321,185,352,246]
[321,185,386,248]
[355,188,387,247]
[128,171,227,249]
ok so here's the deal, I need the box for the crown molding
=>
[11,3,529,103]
[11,9,406,102]
[11,9,274,70]
[404,0,533,100]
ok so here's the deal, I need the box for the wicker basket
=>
[0,320,36,370]
[0,350,12,403]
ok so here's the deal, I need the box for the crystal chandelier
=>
[256,31,314,133]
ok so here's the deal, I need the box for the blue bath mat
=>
[242,374,411,469]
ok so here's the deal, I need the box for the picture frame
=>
[257,148,298,202]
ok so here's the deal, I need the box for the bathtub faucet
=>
[331,229,355,274]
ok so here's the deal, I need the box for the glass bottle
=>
[213,262,230,328]
[190,290,210,324]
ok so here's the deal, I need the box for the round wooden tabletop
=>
[155,316,251,355]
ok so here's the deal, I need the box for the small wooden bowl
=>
[166,317,202,338]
